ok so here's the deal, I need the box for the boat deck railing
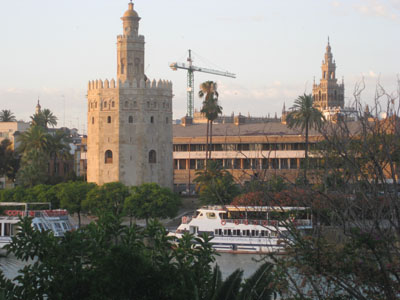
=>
[181,215,312,227]
[223,219,312,227]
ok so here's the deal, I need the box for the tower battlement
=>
[88,78,173,91]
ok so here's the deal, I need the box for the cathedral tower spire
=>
[312,39,344,109]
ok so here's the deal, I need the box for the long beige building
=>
[172,118,323,193]
[87,2,173,188]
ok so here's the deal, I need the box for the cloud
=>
[354,0,400,21]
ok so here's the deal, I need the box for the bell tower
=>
[117,1,145,83]
[312,39,344,109]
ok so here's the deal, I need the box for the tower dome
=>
[122,1,139,19]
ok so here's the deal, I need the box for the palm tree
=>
[47,130,72,177]
[199,81,222,163]
[30,109,58,129]
[41,108,58,128]
[286,93,325,184]
[202,262,276,300]
[0,109,16,122]
[17,125,49,154]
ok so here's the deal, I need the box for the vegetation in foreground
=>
[0,215,277,300]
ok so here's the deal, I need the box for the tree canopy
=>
[194,160,240,205]
[0,110,16,122]
[124,183,181,224]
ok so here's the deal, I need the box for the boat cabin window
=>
[206,212,216,219]
[261,230,265,237]
[227,229,232,235]
[219,213,227,219]
[55,223,62,230]
[243,230,250,236]
[0,223,2,236]
[61,222,69,230]
[270,231,277,237]
[223,229,227,236]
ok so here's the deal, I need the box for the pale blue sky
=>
[0,0,399,132]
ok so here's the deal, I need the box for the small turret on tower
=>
[35,98,41,114]
[117,1,145,83]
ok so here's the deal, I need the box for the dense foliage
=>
[194,161,240,205]
[0,215,277,300]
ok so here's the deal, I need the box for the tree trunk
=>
[78,211,81,228]
[209,121,213,160]
[205,120,209,168]
[304,120,309,185]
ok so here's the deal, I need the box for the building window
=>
[147,102,150,108]
[290,158,297,169]
[129,116,133,123]
[281,159,288,169]
[91,117,94,124]
[133,101,137,107]
[125,101,128,108]
[95,102,97,108]
[107,116,111,123]
[196,159,205,169]
[104,101,107,108]
[112,101,115,108]
[166,117,169,124]
[105,150,113,164]
[149,150,156,163]
[150,116,154,123]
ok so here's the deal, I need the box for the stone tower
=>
[87,2,173,189]
[312,39,345,109]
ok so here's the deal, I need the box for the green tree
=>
[59,181,96,227]
[47,129,72,178]
[194,160,240,205]
[0,110,16,122]
[199,81,222,162]
[16,149,48,187]
[0,215,278,300]
[30,108,58,129]
[286,93,325,184]
[84,182,129,217]
[124,183,181,225]
[17,125,49,154]
[41,108,58,129]
[0,139,19,182]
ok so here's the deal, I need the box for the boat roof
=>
[198,205,310,212]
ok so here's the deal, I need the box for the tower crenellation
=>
[86,2,173,188]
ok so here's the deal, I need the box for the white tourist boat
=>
[169,205,312,254]
[0,202,76,249]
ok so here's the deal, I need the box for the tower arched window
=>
[334,90,337,100]
[92,117,94,124]
[104,101,107,108]
[323,71,326,79]
[105,150,113,164]
[107,116,111,123]
[149,150,156,163]
[125,101,128,108]
[166,117,169,124]
[95,102,97,108]
[150,116,154,123]
[129,116,133,123]
[112,101,115,108]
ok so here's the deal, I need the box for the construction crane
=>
[170,50,236,118]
